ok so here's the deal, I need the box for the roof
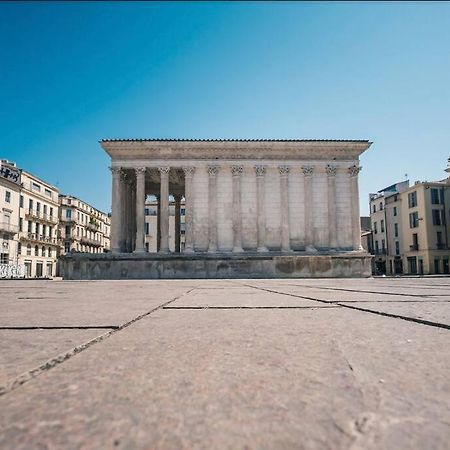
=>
[100,138,371,143]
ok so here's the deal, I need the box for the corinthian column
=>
[158,167,170,253]
[121,172,130,253]
[109,167,123,253]
[279,166,291,252]
[302,166,317,252]
[182,167,195,253]
[349,164,363,251]
[255,166,268,252]
[231,165,244,252]
[134,167,146,253]
[326,165,338,249]
[207,166,219,253]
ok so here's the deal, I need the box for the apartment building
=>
[18,170,61,278]
[369,162,450,275]
[59,195,110,254]
[145,197,185,252]
[0,160,21,266]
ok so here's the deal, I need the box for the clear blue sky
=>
[1,1,450,215]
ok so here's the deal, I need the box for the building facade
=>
[369,163,450,275]
[60,139,373,279]
[0,160,21,268]
[18,170,61,278]
[59,195,111,255]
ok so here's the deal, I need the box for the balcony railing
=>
[374,249,387,255]
[25,209,58,224]
[0,222,19,234]
[410,244,419,251]
[80,236,102,247]
[20,232,62,246]
[86,222,100,232]
[60,216,75,223]
[436,243,446,250]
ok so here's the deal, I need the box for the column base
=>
[305,245,318,253]
[133,249,146,254]
[257,246,269,253]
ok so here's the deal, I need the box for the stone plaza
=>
[61,139,373,279]
[0,277,449,449]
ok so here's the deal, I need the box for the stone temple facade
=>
[60,139,373,279]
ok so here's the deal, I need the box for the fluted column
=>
[182,167,195,253]
[109,167,123,253]
[207,166,219,253]
[134,167,146,253]
[279,166,291,252]
[121,172,129,252]
[326,165,338,249]
[255,166,268,252]
[231,165,244,252]
[349,164,363,251]
[174,193,182,253]
[302,166,316,252]
[130,177,136,252]
[158,167,170,253]
[156,195,161,252]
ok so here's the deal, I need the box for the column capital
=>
[348,165,362,177]
[109,167,123,176]
[231,165,243,176]
[208,166,220,176]
[254,165,266,176]
[158,166,170,175]
[302,166,314,177]
[135,167,146,176]
[278,165,290,175]
[182,166,196,177]
[326,164,337,177]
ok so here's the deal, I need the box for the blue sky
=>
[1,1,450,215]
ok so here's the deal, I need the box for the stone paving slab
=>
[0,329,108,387]
[1,306,449,450]
[0,281,194,327]
[0,278,449,449]
[171,287,322,308]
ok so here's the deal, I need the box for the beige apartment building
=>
[59,195,111,255]
[370,162,450,275]
[18,170,61,278]
[0,160,21,268]
[144,197,185,253]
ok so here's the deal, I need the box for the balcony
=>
[409,244,419,251]
[80,236,102,247]
[86,221,100,232]
[20,232,62,246]
[374,249,387,256]
[25,209,58,224]
[60,216,75,224]
[0,222,19,234]
[436,243,446,250]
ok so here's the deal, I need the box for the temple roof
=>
[101,138,371,143]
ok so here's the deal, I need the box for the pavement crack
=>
[0,326,119,330]
[0,288,196,398]
[162,305,341,310]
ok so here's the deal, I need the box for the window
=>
[49,226,52,237]
[379,202,383,210]
[27,221,32,233]
[19,195,23,208]
[437,231,443,247]
[145,222,150,235]
[375,240,379,253]
[26,244,31,256]
[181,208,186,215]
[43,205,47,215]
[32,182,41,191]
[381,239,385,251]
[395,241,400,255]
[373,222,378,234]
[65,225,71,237]
[431,188,440,205]
[18,242,21,255]
[29,199,33,210]
[434,259,440,274]
[432,209,442,226]
[44,188,52,198]
[48,247,52,258]
[66,209,72,219]
[394,223,398,238]
[36,202,40,213]
[50,207,53,218]
[409,212,419,228]
[381,220,385,233]
[34,245,39,256]
[372,204,376,213]
[408,191,417,208]
[36,223,40,235]
[5,191,10,203]
[0,253,8,264]
[19,218,23,232]
[393,206,397,216]
[42,246,46,257]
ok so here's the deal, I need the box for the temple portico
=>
[60,139,373,279]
